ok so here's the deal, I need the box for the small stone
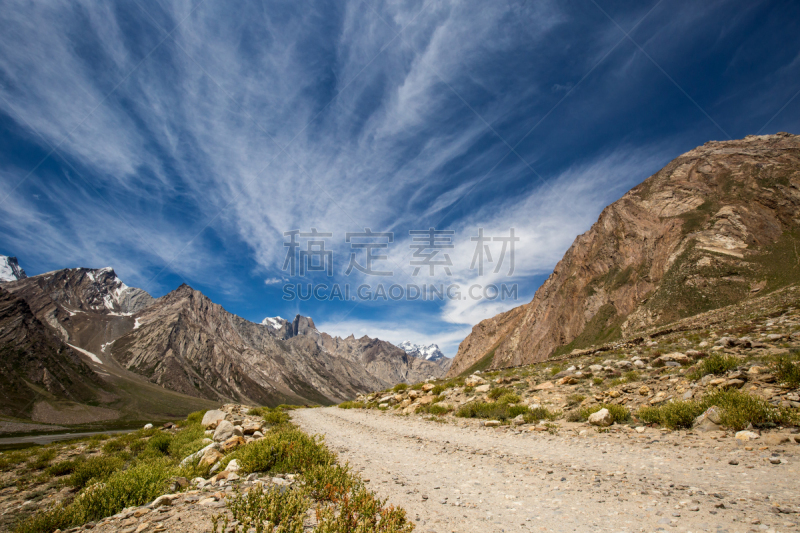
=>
[735,431,760,441]
[728,459,739,465]
[769,457,781,464]
[143,423,154,430]
[638,386,651,396]
[483,420,501,427]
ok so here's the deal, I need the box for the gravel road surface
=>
[293,408,799,533]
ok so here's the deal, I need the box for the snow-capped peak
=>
[261,316,287,329]
[397,340,446,361]
[0,255,27,282]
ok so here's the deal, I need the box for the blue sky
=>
[1,0,799,356]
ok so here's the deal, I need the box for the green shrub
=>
[46,458,84,477]
[392,383,408,392]
[222,484,309,533]
[230,427,334,475]
[548,366,563,377]
[455,401,551,422]
[524,406,559,423]
[496,393,521,404]
[774,352,800,387]
[263,408,291,426]
[410,383,423,391]
[688,353,739,380]
[623,370,640,382]
[577,404,630,424]
[338,401,365,409]
[592,377,604,386]
[73,458,177,523]
[69,456,124,489]
[637,390,797,430]
[487,387,513,400]
[431,384,446,396]
[698,389,796,430]
[167,423,206,460]
[567,394,586,407]
[146,433,173,455]
[13,504,74,533]
[28,448,57,470]
[637,402,702,429]
[315,485,414,533]
[186,409,208,424]
[303,462,362,502]
[417,404,452,416]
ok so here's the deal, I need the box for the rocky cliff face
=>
[0,287,106,417]
[448,133,800,376]
[2,267,153,357]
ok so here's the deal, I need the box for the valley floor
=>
[293,407,799,533]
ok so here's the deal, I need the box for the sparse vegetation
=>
[577,404,630,424]
[774,351,800,387]
[688,353,739,380]
[392,383,408,392]
[338,401,365,409]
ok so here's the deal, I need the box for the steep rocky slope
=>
[448,133,800,376]
[110,285,437,406]
[0,287,106,418]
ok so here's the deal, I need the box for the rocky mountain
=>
[448,133,800,376]
[0,287,106,419]
[108,285,444,406]
[0,255,26,282]
[319,334,446,385]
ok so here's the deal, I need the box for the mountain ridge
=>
[448,132,800,376]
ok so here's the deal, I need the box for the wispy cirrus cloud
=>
[0,0,798,355]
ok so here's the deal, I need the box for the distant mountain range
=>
[396,341,450,367]
[448,133,800,376]
[0,262,447,424]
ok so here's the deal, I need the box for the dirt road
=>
[293,408,799,533]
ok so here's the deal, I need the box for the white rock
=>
[213,420,235,442]
[735,430,760,441]
[143,423,153,429]
[588,408,613,427]
[227,459,241,473]
[201,409,226,429]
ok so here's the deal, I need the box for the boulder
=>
[227,459,241,473]
[483,420,501,427]
[213,420,235,442]
[422,383,436,392]
[242,421,263,435]
[379,395,395,404]
[693,407,722,432]
[638,386,651,396]
[465,375,486,387]
[202,410,227,429]
[180,442,217,466]
[220,436,245,452]
[475,384,491,393]
[532,381,554,391]
[199,447,223,467]
[588,408,613,427]
[511,414,526,426]
[416,396,435,405]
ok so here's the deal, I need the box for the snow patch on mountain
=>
[0,255,27,282]
[261,316,287,329]
[397,340,447,361]
[67,343,103,365]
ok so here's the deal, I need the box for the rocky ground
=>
[294,407,799,533]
